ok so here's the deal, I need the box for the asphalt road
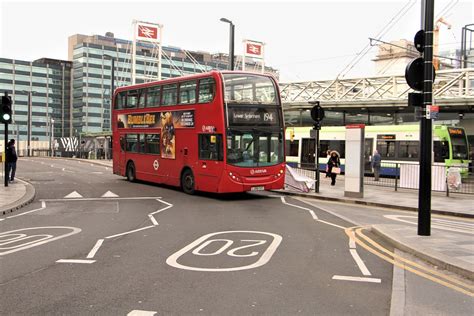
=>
[1,158,396,315]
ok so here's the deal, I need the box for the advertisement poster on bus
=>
[117,110,195,159]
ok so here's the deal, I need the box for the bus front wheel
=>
[126,161,136,182]
[181,169,195,195]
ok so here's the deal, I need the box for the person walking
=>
[327,150,341,186]
[371,149,382,181]
[6,139,18,182]
[325,149,332,178]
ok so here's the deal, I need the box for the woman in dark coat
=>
[327,151,340,186]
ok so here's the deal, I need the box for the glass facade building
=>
[0,58,72,142]
[70,33,279,135]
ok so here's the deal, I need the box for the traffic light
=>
[1,95,12,124]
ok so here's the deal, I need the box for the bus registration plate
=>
[251,186,265,191]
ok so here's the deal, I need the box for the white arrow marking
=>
[64,191,83,198]
[101,191,119,198]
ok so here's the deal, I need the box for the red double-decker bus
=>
[112,71,285,194]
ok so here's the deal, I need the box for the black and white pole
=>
[418,0,434,236]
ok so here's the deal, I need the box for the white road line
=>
[41,196,162,202]
[332,275,381,283]
[7,201,46,219]
[56,259,96,264]
[86,239,104,259]
[148,215,159,226]
[348,231,356,249]
[127,310,157,316]
[350,249,372,276]
[384,215,474,235]
[280,197,319,220]
[317,219,346,230]
[105,225,155,239]
[147,199,174,225]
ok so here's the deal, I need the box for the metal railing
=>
[364,163,474,195]
[287,162,474,195]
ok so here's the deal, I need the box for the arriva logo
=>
[250,169,267,175]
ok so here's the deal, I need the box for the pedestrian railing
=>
[287,162,474,195]
[363,163,473,195]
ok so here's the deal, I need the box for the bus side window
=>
[198,78,215,103]
[199,134,223,161]
[126,134,138,152]
[146,86,161,107]
[127,90,140,108]
[179,81,197,104]
[115,91,127,109]
[162,84,178,106]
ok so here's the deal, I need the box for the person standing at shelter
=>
[327,151,341,186]
[6,139,18,182]
[371,149,381,181]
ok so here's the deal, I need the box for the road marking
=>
[332,275,381,283]
[0,227,81,256]
[350,249,371,276]
[280,197,318,220]
[41,196,162,202]
[167,231,282,272]
[64,191,83,198]
[105,225,155,239]
[384,214,474,235]
[7,201,46,218]
[148,199,173,226]
[127,310,157,316]
[348,227,474,297]
[56,259,96,264]
[87,239,104,259]
[101,191,119,198]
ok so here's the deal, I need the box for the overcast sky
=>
[0,0,472,82]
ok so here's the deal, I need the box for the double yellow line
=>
[345,226,474,297]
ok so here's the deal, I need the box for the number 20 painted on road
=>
[166,231,282,272]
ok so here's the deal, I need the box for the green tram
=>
[285,124,471,177]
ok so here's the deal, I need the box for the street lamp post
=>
[50,118,55,157]
[220,18,235,71]
[104,54,116,132]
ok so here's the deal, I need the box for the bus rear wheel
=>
[181,169,195,195]
[126,161,136,182]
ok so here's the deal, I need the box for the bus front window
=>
[227,131,283,167]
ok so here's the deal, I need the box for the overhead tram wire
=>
[435,0,458,20]
[335,0,416,79]
[369,37,474,66]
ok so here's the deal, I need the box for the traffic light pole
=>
[418,0,434,236]
[4,122,8,187]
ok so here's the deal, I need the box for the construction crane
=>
[433,17,452,70]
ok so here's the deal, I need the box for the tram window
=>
[377,140,395,158]
[323,140,345,159]
[434,141,449,162]
[285,140,299,156]
[398,141,419,159]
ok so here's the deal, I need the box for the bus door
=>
[301,138,316,165]
[197,134,224,191]
[364,138,374,172]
